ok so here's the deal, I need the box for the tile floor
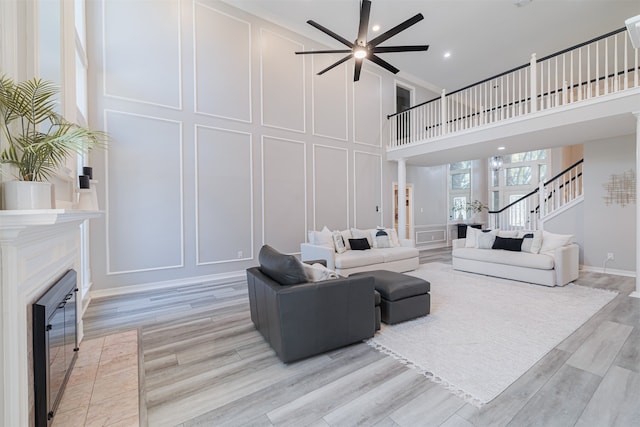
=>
[51,330,140,427]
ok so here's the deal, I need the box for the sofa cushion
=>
[376,247,420,263]
[308,226,334,249]
[453,247,555,270]
[349,238,371,250]
[351,228,374,247]
[492,236,524,251]
[259,245,308,286]
[477,232,496,249]
[540,231,573,253]
[334,249,385,269]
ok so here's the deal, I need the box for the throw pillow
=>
[476,232,496,249]
[518,230,542,254]
[340,229,352,250]
[349,238,371,250]
[540,231,573,253]
[351,228,373,247]
[374,228,392,248]
[387,228,400,247]
[492,236,524,252]
[302,263,339,282]
[332,231,347,254]
[309,226,334,249]
[258,245,308,286]
[464,227,480,248]
[497,230,519,238]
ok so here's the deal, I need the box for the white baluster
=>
[530,53,537,112]
[587,44,591,99]
[614,34,619,92]
[604,39,609,94]
[440,89,447,135]
[595,41,600,97]
[578,48,583,100]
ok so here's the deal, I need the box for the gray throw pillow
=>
[476,232,496,249]
[258,245,307,286]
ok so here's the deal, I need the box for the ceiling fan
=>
[295,0,429,81]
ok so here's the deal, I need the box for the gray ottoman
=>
[353,270,430,324]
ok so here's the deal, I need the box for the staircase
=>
[487,159,583,231]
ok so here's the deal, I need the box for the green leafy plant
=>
[0,74,107,182]
[466,199,488,214]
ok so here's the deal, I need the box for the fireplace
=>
[33,269,79,427]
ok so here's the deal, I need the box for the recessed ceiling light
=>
[443,51,451,59]
[372,24,380,32]
[498,146,506,150]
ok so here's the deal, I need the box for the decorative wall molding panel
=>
[353,150,383,228]
[260,28,306,133]
[354,69,383,146]
[104,110,184,274]
[312,56,348,141]
[195,125,254,265]
[262,136,307,253]
[194,3,251,122]
[313,144,349,230]
[103,0,182,109]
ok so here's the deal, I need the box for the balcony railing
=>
[388,28,640,148]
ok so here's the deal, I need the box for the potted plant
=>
[0,74,106,209]
[466,199,488,223]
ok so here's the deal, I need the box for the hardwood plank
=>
[321,369,432,426]
[576,365,640,427]
[440,414,475,427]
[388,382,465,427]
[506,365,601,427]
[614,327,640,374]
[461,348,571,427]
[566,320,633,376]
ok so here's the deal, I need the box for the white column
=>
[632,111,640,298]
[397,158,407,240]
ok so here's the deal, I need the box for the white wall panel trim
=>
[311,56,348,142]
[353,69,383,147]
[261,135,307,253]
[104,109,185,275]
[101,0,183,110]
[194,124,254,265]
[193,2,252,123]
[259,28,306,134]
[312,144,349,231]
[353,150,383,229]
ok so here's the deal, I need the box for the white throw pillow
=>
[540,231,573,253]
[309,226,334,249]
[497,230,519,238]
[465,227,480,248]
[476,232,496,249]
[387,228,400,247]
[302,263,339,282]
[340,229,352,250]
[518,230,543,254]
[332,231,347,254]
[372,228,392,248]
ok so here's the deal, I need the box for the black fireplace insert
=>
[33,269,79,427]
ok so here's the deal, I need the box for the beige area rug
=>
[368,263,616,407]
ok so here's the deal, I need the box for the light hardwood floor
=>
[83,248,640,427]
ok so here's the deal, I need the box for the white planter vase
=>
[2,181,53,210]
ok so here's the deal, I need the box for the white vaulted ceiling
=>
[226,0,639,93]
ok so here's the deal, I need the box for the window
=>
[506,166,532,186]
[449,161,472,220]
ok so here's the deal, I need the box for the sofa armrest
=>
[399,238,415,248]
[452,238,466,249]
[301,243,336,270]
[554,243,579,286]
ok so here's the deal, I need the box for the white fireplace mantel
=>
[0,209,101,427]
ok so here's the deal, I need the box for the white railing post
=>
[440,89,447,135]
[538,180,546,219]
[530,53,538,113]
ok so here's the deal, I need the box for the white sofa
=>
[301,227,419,276]
[452,229,579,287]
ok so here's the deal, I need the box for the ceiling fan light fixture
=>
[354,49,368,59]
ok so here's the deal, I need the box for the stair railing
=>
[488,159,584,231]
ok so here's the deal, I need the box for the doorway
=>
[393,183,413,240]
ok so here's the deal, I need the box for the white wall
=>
[86,0,419,291]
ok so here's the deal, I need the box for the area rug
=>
[367,263,616,407]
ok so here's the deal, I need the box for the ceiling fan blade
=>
[368,13,424,47]
[295,49,353,55]
[356,0,372,46]
[372,45,429,53]
[318,54,353,75]
[354,58,364,81]
[307,20,354,48]
[368,54,400,74]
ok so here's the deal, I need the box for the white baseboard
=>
[580,265,636,277]
[90,270,246,299]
